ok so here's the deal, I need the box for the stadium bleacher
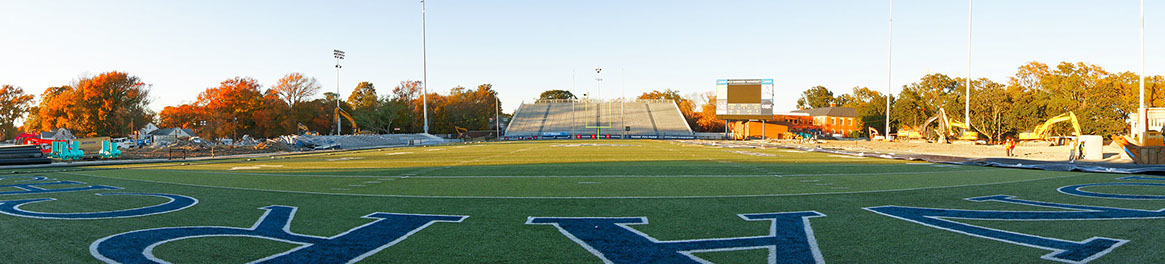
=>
[505,100,694,139]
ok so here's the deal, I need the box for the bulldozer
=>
[1017,112,1081,144]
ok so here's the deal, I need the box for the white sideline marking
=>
[386,152,412,156]
[577,182,601,184]
[365,181,380,184]
[426,149,443,151]
[349,184,365,187]
[228,165,284,170]
[330,188,349,191]
[827,155,865,159]
[60,171,1087,199]
[326,157,365,162]
[131,168,1005,179]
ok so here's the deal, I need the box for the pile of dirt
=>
[119,145,281,160]
[770,139,1131,162]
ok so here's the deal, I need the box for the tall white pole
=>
[885,0,893,138]
[336,57,341,135]
[1140,0,1147,135]
[966,0,972,128]
[422,0,430,134]
[496,96,500,138]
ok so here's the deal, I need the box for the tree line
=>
[795,61,1164,141]
[1,71,507,140]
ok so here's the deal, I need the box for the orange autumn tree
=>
[158,104,203,129]
[196,77,264,139]
[27,72,153,137]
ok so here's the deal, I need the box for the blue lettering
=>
[0,181,119,195]
[0,193,197,219]
[91,205,467,263]
[866,195,1165,263]
[527,211,825,264]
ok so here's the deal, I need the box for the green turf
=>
[2,139,1163,263]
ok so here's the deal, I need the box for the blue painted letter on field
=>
[866,195,1165,263]
[0,193,196,219]
[91,205,467,263]
[527,211,825,264]
[0,180,118,195]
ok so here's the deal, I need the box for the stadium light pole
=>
[421,0,430,134]
[885,0,893,139]
[1139,0,1147,136]
[334,49,345,135]
[966,0,972,128]
[595,67,603,136]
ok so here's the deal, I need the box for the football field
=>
[3,140,1164,263]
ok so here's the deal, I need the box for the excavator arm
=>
[334,108,361,135]
[1019,112,1080,140]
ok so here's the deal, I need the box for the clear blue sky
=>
[0,0,1160,115]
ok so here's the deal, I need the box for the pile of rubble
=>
[264,134,444,151]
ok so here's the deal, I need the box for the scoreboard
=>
[715,79,774,120]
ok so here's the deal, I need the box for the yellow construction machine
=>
[896,108,979,143]
[334,108,366,135]
[944,117,980,142]
[1017,112,1080,141]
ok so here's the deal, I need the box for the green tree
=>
[795,86,834,109]
[0,85,35,140]
[348,82,378,110]
[539,90,576,100]
[968,78,1010,142]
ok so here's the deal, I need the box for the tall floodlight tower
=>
[885,0,893,139]
[334,49,345,135]
[1140,0,1147,136]
[595,67,603,136]
[966,0,973,127]
[421,0,430,134]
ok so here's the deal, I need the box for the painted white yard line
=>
[57,171,1088,199]
[126,168,1003,179]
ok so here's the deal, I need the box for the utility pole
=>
[1140,0,1147,136]
[966,0,973,128]
[885,0,893,139]
[595,67,603,136]
[333,49,345,135]
[422,0,430,134]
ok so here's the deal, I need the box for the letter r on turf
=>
[527,211,825,264]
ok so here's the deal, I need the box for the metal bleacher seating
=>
[505,99,693,138]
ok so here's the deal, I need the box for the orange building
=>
[792,106,859,136]
[729,114,815,139]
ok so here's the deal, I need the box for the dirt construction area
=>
[777,139,1131,162]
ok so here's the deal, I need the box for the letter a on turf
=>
[91,205,467,263]
[527,211,825,264]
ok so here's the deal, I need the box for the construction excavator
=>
[896,108,979,143]
[334,108,366,135]
[297,123,319,136]
[1017,112,1081,143]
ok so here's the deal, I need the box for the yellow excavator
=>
[334,108,367,135]
[942,111,980,142]
[1017,112,1080,141]
[896,108,978,143]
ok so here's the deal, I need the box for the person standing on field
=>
[1068,138,1078,163]
[1005,138,1016,157]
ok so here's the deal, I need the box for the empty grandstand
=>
[505,99,694,139]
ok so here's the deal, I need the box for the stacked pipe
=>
[0,145,52,166]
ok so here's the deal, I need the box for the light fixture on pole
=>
[334,49,345,135]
